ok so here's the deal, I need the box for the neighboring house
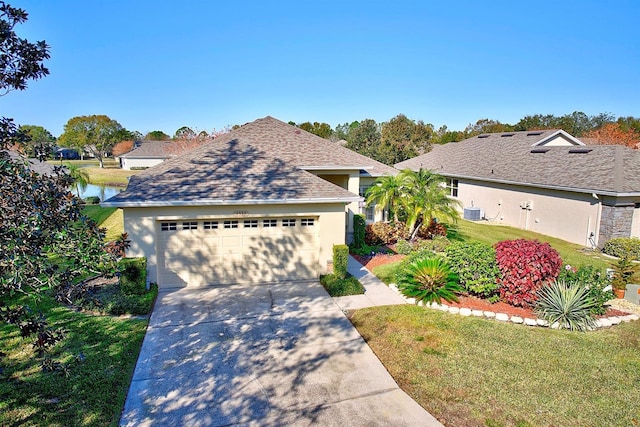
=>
[119,141,175,170]
[55,147,80,160]
[396,130,640,248]
[103,116,396,288]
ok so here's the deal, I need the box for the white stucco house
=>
[103,116,396,289]
[396,130,640,248]
[119,141,174,170]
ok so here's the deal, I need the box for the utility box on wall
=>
[463,207,482,221]
[625,284,640,305]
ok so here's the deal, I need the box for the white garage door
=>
[158,217,319,287]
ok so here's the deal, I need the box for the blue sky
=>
[5,0,639,137]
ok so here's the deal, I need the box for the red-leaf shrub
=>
[365,222,410,245]
[494,239,562,307]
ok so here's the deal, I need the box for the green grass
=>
[351,305,640,427]
[0,293,148,426]
[372,262,402,284]
[83,206,124,241]
[83,167,139,186]
[320,273,365,296]
[450,219,612,270]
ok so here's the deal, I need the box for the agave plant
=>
[535,280,598,331]
[397,257,461,304]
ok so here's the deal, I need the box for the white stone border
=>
[388,284,640,329]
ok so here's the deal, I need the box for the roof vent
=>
[530,148,550,153]
[527,131,543,136]
[501,133,515,137]
[568,148,593,154]
[478,134,490,138]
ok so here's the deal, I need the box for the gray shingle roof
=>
[120,141,175,158]
[104,117,392,207]
[395,130,640,195]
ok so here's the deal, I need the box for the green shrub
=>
[320,273,364,296]
[535,280,598,331]
[349,243,389,256]
[397,257,461,304]
[602,237,640,260]
[415,236,451,253]
[333,244,349,279]
[130,166,149,170]
[83,196,101,204]
[353,214,366,250]
[118,257,147,295]
[446,241,499,300]
[558,265,614,315]
[106,283,158,315]
[395,239,413,255]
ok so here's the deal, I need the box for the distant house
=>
[119,141,175,170]
[396,130,640,248]
[55,147,80,160]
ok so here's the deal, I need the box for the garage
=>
[158,216,319,287]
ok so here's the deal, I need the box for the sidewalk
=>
[333,255,408,311]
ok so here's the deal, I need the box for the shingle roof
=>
[120,141,175,158]
[104,117,391,207]
[395,130,640,195]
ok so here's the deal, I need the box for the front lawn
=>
[83,206,124,241]
[0,292,148,426]
[351,305,640,426]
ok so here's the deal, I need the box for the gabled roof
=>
[120,141,175,159]
[396,130,640,196]
[103,117,392,207]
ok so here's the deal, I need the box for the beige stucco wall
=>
[121,157,166,170]
[456,179,601,246]
[123,203,347,284]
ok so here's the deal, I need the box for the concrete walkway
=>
[333,256,408,311]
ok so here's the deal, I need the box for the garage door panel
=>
[159,217,319,288]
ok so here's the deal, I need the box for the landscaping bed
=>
[357,252,632,319]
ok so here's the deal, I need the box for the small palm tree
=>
[65,163,90,198]
[399,169,461,240]
[365,173,404,222]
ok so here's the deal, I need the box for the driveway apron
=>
[120,281,442,426]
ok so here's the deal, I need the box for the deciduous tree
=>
[345,119,381,160]
[58,115,129,168]
[18,124,55,156]
[584,122,640,149]
[111,139,135,157]
[144,130,170,140]
[378,114,434,165]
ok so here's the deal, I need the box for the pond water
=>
[76,183,123,202]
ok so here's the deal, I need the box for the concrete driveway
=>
[120,281,442,426]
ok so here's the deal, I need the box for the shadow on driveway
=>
[120,281,441,426]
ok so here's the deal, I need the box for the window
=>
[244,220,258,228]
[365,206,375,223]
[203,221,218,230]
[301,218,315,226]
[182,221,198,230]
[161,222,177,231]
[263,219,277,228]
[447,179,459,197]
[282,219,296,227]
[224,220,239,229]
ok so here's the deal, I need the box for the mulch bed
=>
[354,253,630,318]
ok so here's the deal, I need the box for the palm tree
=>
[65,163,90,198]
[398,168,462,241]
[365,173,404,222]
